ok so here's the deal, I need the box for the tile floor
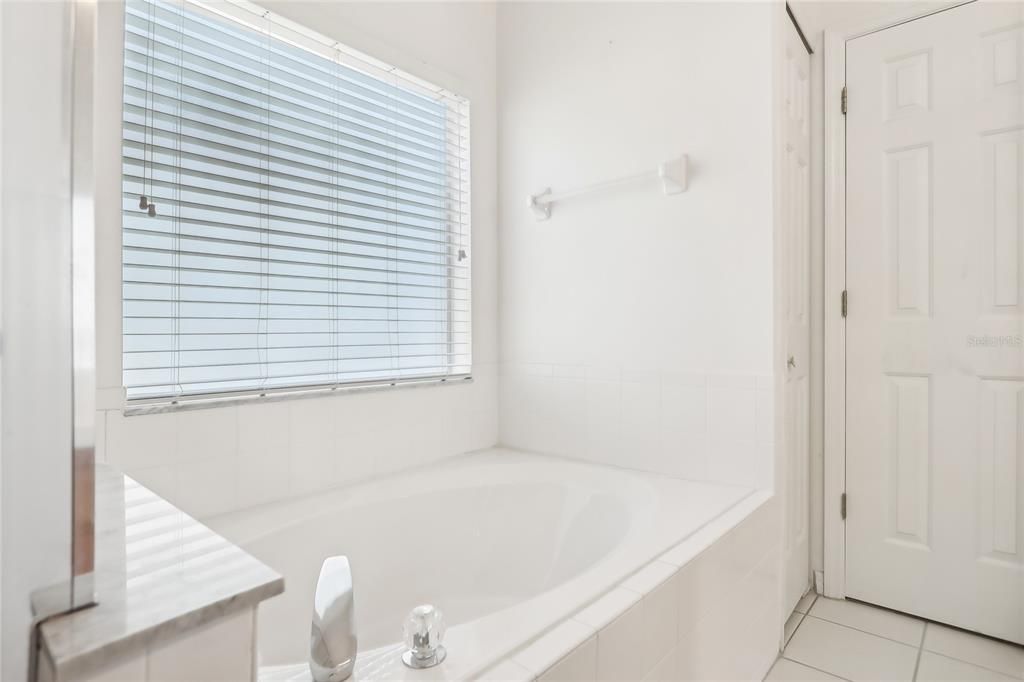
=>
[765,593,1024,681]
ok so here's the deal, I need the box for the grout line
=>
[911,623,927,681]
[800,613,922,649]
[779,654,854,681]
[923,651,1024,682]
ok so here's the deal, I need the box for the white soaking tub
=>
[207,448,758,681]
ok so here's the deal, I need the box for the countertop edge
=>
[46,575,284,681]
[37,465,286,681]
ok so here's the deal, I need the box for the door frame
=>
[821,0,977,600]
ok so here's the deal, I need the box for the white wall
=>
[1,1,75,678]
[94,1,499,520]
[496,2,776,489]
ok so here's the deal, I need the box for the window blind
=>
[122,0,471,404]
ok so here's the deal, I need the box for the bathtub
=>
[207,448,765,681]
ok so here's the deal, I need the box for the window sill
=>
[121,373,473,416]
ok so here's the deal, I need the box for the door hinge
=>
[841,86,848,115]
[841,492,848,520]
[841,289,848,318]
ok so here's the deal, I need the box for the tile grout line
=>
[922,650,1024,681]
[800,612,924,650]
[911,623,928,681]
[802,602,1024,681]
[779,654,855,682]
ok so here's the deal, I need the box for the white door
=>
[846,1,1024,644]
[780,13,812,618]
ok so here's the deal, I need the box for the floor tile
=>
[809,598,924,647]
[785,611,806,645]
[795,591,818,615]
[765,658,846,681]
[923,624,1024,680]
[916,652,1019,681]
[784,617,918,681]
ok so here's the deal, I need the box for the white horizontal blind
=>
[122,0,471,403]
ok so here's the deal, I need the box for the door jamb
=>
[821,0,977,600]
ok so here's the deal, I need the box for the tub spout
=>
[309,556,357,682]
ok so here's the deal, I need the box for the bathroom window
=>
[121,0,471,404]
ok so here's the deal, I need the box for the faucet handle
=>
[401,604,447,668]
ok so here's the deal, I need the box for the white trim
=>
[822,27,846,599]
[821,0,977,601]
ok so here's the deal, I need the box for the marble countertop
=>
[38,464,284,680]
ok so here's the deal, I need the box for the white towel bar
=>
[527,154,688,221]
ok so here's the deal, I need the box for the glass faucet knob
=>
[403,604,446,661]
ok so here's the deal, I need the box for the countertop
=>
[37,463,284,680]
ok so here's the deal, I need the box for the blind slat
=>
[124,0,471,402]
[125,0,466,128]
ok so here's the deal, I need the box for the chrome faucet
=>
[309,556,357,682]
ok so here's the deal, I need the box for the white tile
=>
[106,410,178,469]
[755,385,774,445]
[289,398,340,494]
[584,379,622,465]
[552,364,587,380]
[237,401,290,461]
[923,624,1024,679]
[174,455,238,519]
[593,599,645,682]
[621,378,662,472]
[708,379,756,442]
[735,590,785,680]
[707,437,770,489]
[585,365,621,382]
[148,608,254,682]
[129,464,178,504]
[177,406,238,462]
[622,560,677,594]
[638,570,680,674]
[765,658,845,681]
[514,620,596,679]
[537,635,597,682]
[659,377,708,479]
[676,597,739,680]
[235,452,290,510]
[784,616,919,681]
[79,654,147,682]
[334,428,386,486]
[809,598,924,647]
[785,611,805,644]
[573,588,641,632]
[795,590,817,614]
[472,658,535,682]
[710,374,759,390]
[644,648,679,681]
[917,652,1020,681]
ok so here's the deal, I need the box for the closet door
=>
[845,1,1024,644]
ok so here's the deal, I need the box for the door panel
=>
[781,12,812,617]
[846,0,1024,644]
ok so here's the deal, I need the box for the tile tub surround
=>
[244,459,777,681]
[36,465,284,681]
[97,362,499,520]
[480,491,782,682]
[500,365,773,489]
